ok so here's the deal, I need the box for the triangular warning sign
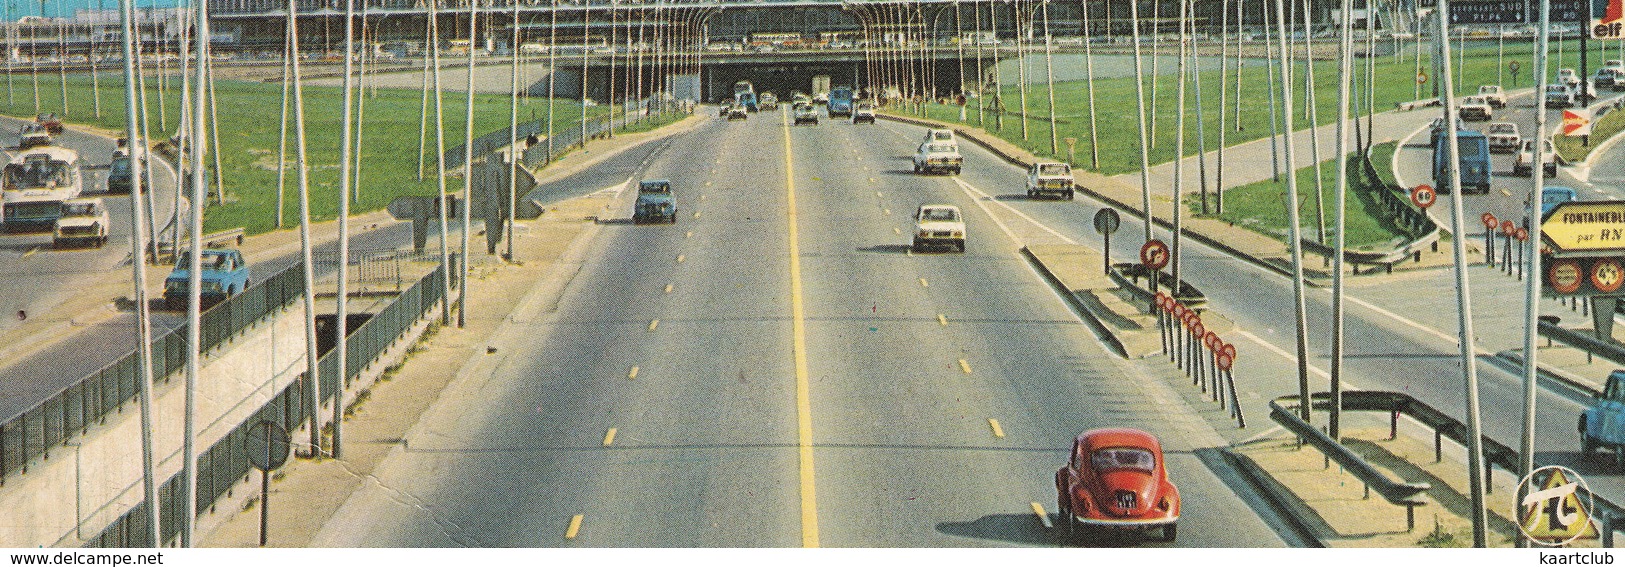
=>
[1521,468,1599,541]
[1563,110,1594,137]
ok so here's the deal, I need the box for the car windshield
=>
[1039,163,1070,176]
[1464,97,1485,105]
[1544,190,1576,205]
[61,202,96,216]
[1489,124,1516,134]
[176,253,229,271]
[3,157,71,189]
[1548,85,1569,93]
[110,157,130,175]
[920,208,959,222]
[1091,447,1156,472]
[639,181,670,193]
[926,143,956,154]
[930,131,953,141]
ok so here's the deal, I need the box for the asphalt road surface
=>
[310,108,1294,547]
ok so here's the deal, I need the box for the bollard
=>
[1485,230,1495,266]
[1390,410,1399,440]
[1435,430,1443,463]
[1605,515,1615,548]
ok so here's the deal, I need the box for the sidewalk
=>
[196,112,702,547]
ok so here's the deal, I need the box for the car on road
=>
[1545,84,1577,108]
[1542,186,1579,217]
[1597,67,1622,90]
[913,141,963,175]
[759,92,780,111]
[18,124,50,149]
[1054,428,1180,542]
[164,248,250,311]
[632,179,677,224]
[1559,68,1582,88]
[34,112,63,135]
[52,197,108,248]
[1026,161,1075,200]
[1515,138,1558,178]
[911,204,966,252]
[1477,85,1507,108]
[727,105,748,121]
[1580,370,1625,465]
[793,103,819,125]
[106,154,133,194]
[852,103,876,124]
[1486,122,1520,152]
[1457,96,1492,121]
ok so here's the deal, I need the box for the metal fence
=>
[0,263,307,486]
[447,97,684,171]
[85,263,452,547]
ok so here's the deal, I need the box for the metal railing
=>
[1268,394,1430,530]
[0,263,306,485]
[85,263,452,547]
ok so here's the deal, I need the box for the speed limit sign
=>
[1410,185,1437,209]
[1593,259,1624,293]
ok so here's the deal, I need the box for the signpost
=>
[1094,208,1121,274]
[1510,60,1521,86]
[244,421,291,547]
[1563,109,1595,139]
[1540,200,1625,252]
[1484,212,1499,265]
[1141,239,1171,296]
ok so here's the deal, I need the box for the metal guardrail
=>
[85,263,452,547]
[1318,153,1441,273]
[1538,320,1625,379]
[0,262,306,486]
[1108,262,1206,310]
[1268,394,1430,530]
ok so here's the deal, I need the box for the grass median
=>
[1199,147,1405,251]
[3,73,623,235]
[1554,103,1625,163]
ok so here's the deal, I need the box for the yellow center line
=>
[565,514,584,539]
[958,359,972,374]
[21,247,37,259]
[988,418,1005,438]
[883,208,891,216]
[685,231,693,238]
[628,366,639,380]
[701,194,708,201]
[676,254,686,264]
[893,227,901,235]
[876,192,883,197]
[648,319,660,331]
[1030,502,1054,528]
[919,278,929,288]
[938,314,948,326]
[664,283,674,294]
[783,105,820,548]
[603,428,618,446]
[693,211,702,219]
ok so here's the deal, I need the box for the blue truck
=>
[827,86,855,118]
[733,80,757,112]
[633,179,677,224]
[164,248,250,311]
[1432,130,1491,194]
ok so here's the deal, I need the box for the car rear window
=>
[927,143,956,153]
[1039,164,1070,176]
[921,208,959,222]
[1091,447,1155,472]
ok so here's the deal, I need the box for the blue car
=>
[1542,186,1578,218]
[633,179,676,224]
[164,248,250,311]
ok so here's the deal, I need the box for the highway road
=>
[310,107,1295,547]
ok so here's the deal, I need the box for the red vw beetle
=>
[1054,428,1180,542]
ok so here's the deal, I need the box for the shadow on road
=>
[856,244,912,254]
[935,513,1169,547]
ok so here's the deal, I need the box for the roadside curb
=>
[1492,349,1602,399]
[1219,447,1328,548]
[877,111,1313,285]
[1017,245,1129,359]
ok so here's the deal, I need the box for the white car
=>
[912,204,966,253]
[1514,138,1557,178]
[1477,85,1506,108]
[913,141,963,175]
[1558,68,1582,88]
[53,197,109,248]
[1486,122,1520,153]
[1546,84,1577,108]
[1026,161,1075,200]
[1458,96,1492,121]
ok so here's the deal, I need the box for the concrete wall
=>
[0,302,314,547]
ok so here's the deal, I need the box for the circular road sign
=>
[1140,239,1171,271]
[1515,227,1530,241]
[1550,259,1585,294]
[1482,212,1498,229]
[1417,71,1428,84]
[1510,61,1521,72]
[1205,331,1221,351]
[1192,321,1206,339]
[1410,185,1437,209]
[1593,259,1625,293]
[1221,343,1237,360]
[1093,208,1122,235]
[1216,349,1235,371]
[1502,220,1516,236]
[245,420,291,472]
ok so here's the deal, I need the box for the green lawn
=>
[919,39,1620,176]
[1554,103,1625,163]
[1202,151,1401,250]
[3,73,622,235]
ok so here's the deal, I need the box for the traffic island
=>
[1023,244,1230,360]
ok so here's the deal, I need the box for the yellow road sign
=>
[1520,467,1598,543]
[1542,200,1625,252]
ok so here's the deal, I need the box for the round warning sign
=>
[1205,331,1221,351]
[1192,321,1206,339]
[1510,61,1521,72]
[1417,71,1428,84]
[1592,259,1624,294]
[1221,343,1237,360]
[1515,227,1530,241]
[1550,259,1584,294]
[1482,212,1498,229]
[1140,239,1171,271]
[1502,220,1516,236]
[1216,348,1235,371]
[1410,185,1436,209]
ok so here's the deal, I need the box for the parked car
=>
[18,124,50,149]
[1458,96,1493,121]
[632,179,676,224]
[793,103,819,125]
[1055,428,1180,542]
[1026,161,1075,200]
[1542,186,1579,217]
[911,204,966,252]
[1546,84,1577,108]
[852,103,876,124]
[1515,138,1558,178]
[52,197,108,248]
[1477,85,1507,108]
[164,248,250,311]
[912,141,963,175]
[1486,122,1520,152]
[35,112,63,135]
